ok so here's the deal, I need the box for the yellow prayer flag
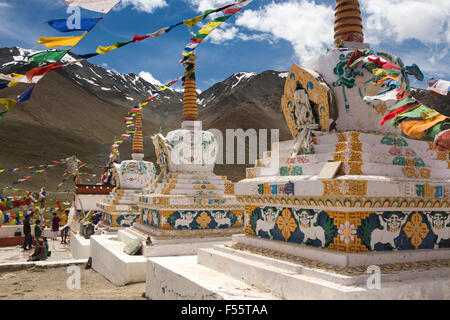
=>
[37,32,87,48]
[96,45,118,54]
[0,98,17,111]
[203,21,223,29]
[7,81,19,87]
[0,169,5,173]
[198,28,214,35]
[11,73,23,78]
[183,15,203,28]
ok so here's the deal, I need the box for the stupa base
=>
[145,235,450,300]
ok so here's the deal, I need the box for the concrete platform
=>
[146,255,279,300]
[90,235,147,286]
[90,228,238,286]
[145,243,450,299]
[70,232,91,259]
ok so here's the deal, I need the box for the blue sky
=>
[0,0,449,91]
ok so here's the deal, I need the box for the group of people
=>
[22,209,70,261]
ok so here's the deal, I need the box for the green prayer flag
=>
[28,49,70,66]
[112,40,133,48]
[213,15,232,22]
[0,111,7,120]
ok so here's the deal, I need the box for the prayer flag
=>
[28,49,70,66]
[0,98,17,111]
[62,0,120,13]
[17,85,36,103]
[428,80,450,96]
[183,15,203,28]
[48,17,102,32]
[37,33,87,48]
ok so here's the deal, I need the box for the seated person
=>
[27,238,47,261]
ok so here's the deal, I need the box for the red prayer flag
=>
[224,7,242,15]
[26,63,63,82]
[133,34,150,42]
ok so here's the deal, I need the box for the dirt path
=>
[0,266,146,300]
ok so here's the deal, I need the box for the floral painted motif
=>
[276,208,297,241]
[196,211,212,229]
[403,212,429,249]
[338,221,357,244]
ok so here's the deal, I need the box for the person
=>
[22,214,33,251]
[42,237,50,258]
[39,187,47,208]
[60,209,69,244]
[51,212,60,241]
[34,219,42,239]
[27,238,47,261]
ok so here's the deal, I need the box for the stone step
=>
[146,255,279,300]
[257,151,448,170]
[195,246,450,299]
[251,160,448,180]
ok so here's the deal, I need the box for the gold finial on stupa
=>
[132,108,144,155]
[334,0,364,47]
[183,55,198,121]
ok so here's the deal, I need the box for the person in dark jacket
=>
[34,219,42,239]
[22,215,32,251]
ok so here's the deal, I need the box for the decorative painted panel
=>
[141,208,243,230]
[244,205,450,252]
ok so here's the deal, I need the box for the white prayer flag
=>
[62,0,121,13]
[428,80,450,96]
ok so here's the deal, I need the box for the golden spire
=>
[183,55,198,121]
[334,0,364,46]
[132,108,144,155]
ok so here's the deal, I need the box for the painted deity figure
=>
[255,207,279,239]
[291,86,319,156]
[370,212,408,250]
[174,211,195,229]
[212,211,231,228]
[152,134,170,179]
[425,211,450,248]
[293,209,326,247]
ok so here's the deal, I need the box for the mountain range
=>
[0,46,448,193]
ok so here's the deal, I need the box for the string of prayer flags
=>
[48,17,102,33]
[37,32,87,48]
[97,40,133,54]
[180,0,253,65]
[62,0,121,13]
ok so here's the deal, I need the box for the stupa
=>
[97,109,157,229]
[144,0,450,299]
[70,109,157,260]
[89,55,244,286]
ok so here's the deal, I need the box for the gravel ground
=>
[0,266,147,300]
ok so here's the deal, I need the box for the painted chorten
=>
[234,0,450,255]
[97,109,157,228]
[132,55,244,243]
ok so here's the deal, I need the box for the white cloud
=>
[235,0,334,63]
[116,0,167,13]
[188,0,229,12]
[208,26,240,44]
[139,71,162,86]
[362,0,450,45]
